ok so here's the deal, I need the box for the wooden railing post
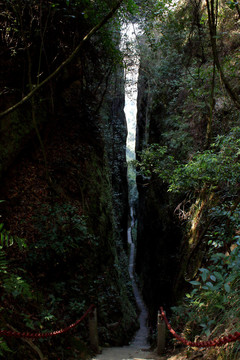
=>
[88,307,99,353]
[157,310,166,355]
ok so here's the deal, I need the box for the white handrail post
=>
[89,307,99,353]
[157,310,166,355]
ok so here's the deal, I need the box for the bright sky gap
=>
[121,22,141,161]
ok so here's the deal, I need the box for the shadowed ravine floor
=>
[91,217,191,360]
[92,215,157,360]
[127,223,149,350]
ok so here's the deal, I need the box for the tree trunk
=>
[206,0,240,110]
[0,0,124,119]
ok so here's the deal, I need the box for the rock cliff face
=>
[0,18,137,356]
[135,62,183,324]
[100,66,129,251]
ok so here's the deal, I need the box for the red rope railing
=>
[0,304,95,339]
[160,307,240,348]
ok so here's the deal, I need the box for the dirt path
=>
[91,345,160,360]
[90,215,197,360]
[91,219,158,360]
[91,345,191,360]
[91,347,203,360]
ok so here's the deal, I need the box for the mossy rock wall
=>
[0,21,137,359]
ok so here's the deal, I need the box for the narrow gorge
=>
[0,4,139,357]
[1,1,240,359]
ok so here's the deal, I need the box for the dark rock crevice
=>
[135,62,183,325]
[0,20,137,355]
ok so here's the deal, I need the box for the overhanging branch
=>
[0,0,124,119]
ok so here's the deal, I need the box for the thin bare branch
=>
[0,0,124,119]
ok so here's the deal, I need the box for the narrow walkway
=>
[90,217,190,360]
[127,223,148,349]
[91,346,157,360]
[92,214,157,360]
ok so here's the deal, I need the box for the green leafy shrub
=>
[0,216,33,357]
[28,202,98,266]
[0,221,29,299]
[136,144,177,181]
[172,240,240,342]
[136,127,240,195]
[137,128,240,357]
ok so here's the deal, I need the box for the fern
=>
[0,249,8,275]
[0,224,26,250]
[0,218,32,357]
[0,222,29,298]
[3,273,32,298]
[0,339,12,356]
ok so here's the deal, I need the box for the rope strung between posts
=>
[0,304,95,339]
[160,307,240,348]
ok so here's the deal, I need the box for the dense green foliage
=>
[0,218,32,357]
[135,0,240,357]
[0,0,139,358]
[1,0,240,357]
[137,127,240,194]
[138,129,240,353]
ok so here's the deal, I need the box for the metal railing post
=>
[157,310,166,355]
[88,307,99,353]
